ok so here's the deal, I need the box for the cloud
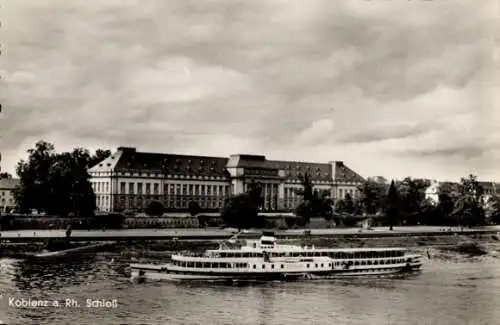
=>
[0,0,498,182]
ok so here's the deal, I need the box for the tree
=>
[357,180,388,215]
[487,195,500,224]
[295,173,334,225]
[220,180,265,230]
[0,172,12,179]
[450,175,486,227]
[342,193,355,214]
[397,178,431,215]
[188,201,206,227]
[384,180,401,230]
[14,141,97,217]
[145,200,164,217]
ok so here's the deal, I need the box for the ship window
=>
[253,265,256,269]
[220,253,227,258]
[315,264,318,268]
[187,262,194,267]
[203,262,210,268]
[361,261,366,266]
[281,264,284,269]
[262,265,265,269]
[374,260,379,265]
[328,263,331,267]
[306,264,310,268]
[368,261,372,265]
[195,262,202,268]
[354,261,359,266]
[321,264,324,267]
[380,260,385,265]
[271,264,275,269]
[253,243,257,248]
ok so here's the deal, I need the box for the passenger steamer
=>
[130,231,424,282]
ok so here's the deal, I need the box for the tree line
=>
[11,140,111,217]
[5,140,500,230]
[219,173,500,229]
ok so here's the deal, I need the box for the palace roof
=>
[269,160,332,181]
[114,148,230,178]
[97,147,365,183]
[0,178,20,190]
[334,161,365,183]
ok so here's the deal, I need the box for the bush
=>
[145,201,164,217]
[188,201,202,216]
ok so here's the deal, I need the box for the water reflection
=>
[14,256,98,291]
[1,253,500,324]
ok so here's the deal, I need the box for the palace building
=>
[88,147,365,213]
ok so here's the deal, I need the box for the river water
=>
[1,250,500,325]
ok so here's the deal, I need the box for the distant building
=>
[425,180,500,206]
[0,178,20,212]
[425,180,440,204]
[88,147,365,213]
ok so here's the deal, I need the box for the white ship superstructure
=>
[131,231,423,282]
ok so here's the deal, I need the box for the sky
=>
[1,0,499,181]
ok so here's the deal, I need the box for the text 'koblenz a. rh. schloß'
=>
[88,147,364,213]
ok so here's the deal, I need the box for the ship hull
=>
[130,261,423,282]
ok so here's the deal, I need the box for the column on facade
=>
[278,183,285,210]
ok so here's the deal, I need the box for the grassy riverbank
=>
[113,232,500,260]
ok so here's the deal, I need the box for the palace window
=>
[182,184,187,195]
[137,183,143,194]
[219,185,223,195]
[153,183,159,195]
[207,186,211,195]
[201,185,205,195]
[195,185,200,195]
[128,183,134,194]
[145,183,151,194]
[188,184,193,195]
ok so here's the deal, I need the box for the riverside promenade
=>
[1,226,499,242]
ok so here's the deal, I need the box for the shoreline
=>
[0,226,499,242]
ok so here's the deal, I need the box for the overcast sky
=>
[1,0,499,181]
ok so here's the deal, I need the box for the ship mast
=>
[219,230,249,249]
